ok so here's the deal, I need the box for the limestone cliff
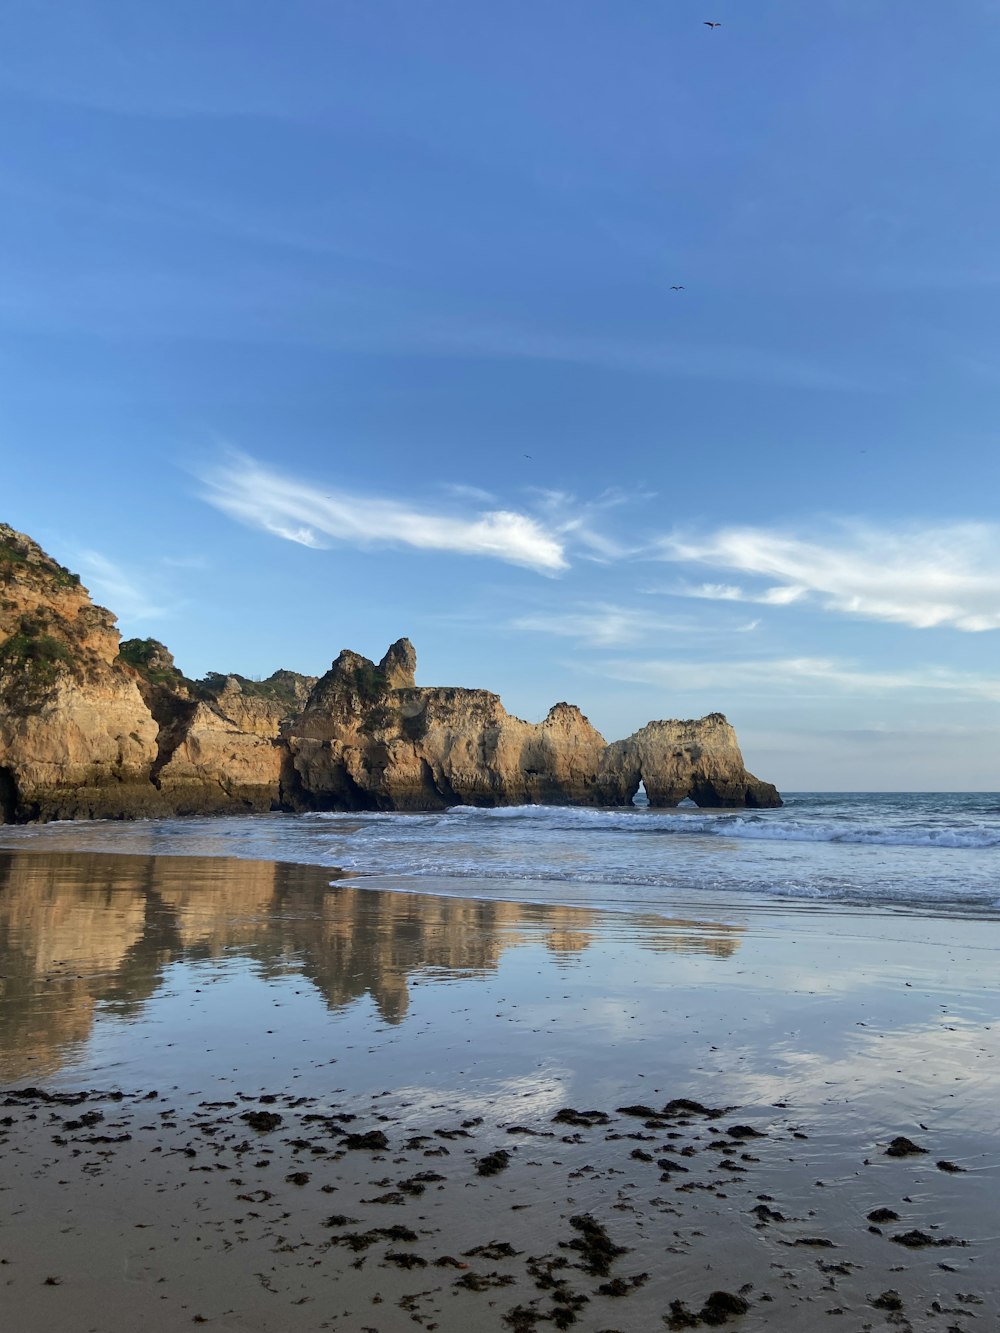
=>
[597,714,781,808]
[0,524,781,820]
[284,643,608,810]
[283,643,780,811]
[119,639,315,815]
[0,524,162,821]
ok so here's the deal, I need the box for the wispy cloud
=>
[598,655,1000,703]
[512,604,693,648]
[659,522,1000,632]
[513,602,763,647]
[160,553,209,571]
[439,482,498,504]
[678,581,808,607]
[528,487,652,563]
[75,551,168,622]
[416,320,863,391]
[199,452,568,574]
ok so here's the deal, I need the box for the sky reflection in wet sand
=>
[2,849,998,1329]
[1,848,996,1150]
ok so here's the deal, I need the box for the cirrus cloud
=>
[199,452,568,574]
[658,522,1000,631]
[598,655,1000,703]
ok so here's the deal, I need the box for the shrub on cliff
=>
[118,638,189,690]
[0,620,74,684]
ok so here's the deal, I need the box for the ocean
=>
[2,791,998,918]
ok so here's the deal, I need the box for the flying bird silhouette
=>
[704,21,721,28]
[671,285,685,291]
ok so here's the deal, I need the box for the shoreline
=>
[1,847,998,1329]
[3,797,1000,923]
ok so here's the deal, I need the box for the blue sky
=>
[3,0,999,790]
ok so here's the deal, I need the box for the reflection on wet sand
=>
[0,848,742,1080]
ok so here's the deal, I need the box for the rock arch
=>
[597,716,780,809]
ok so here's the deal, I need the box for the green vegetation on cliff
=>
[199,670,314,713]
[0,617,74,685]
[118,638,190,690]
[346,662,388,702]
[119,639,316,719]
[0,526,80,590]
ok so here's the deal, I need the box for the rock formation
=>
[119,640,314,815]
[0,526,314,821]
[282,647,779,812]
[282,644,609,811]
[0,523,781,821]
[0,524,162,821]
[598,715,781,809]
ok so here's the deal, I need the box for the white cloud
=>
[681,581,808,607]
[528,486,653,563]
[512,605,693,648]
[75,551,168,622]
[660,522,1000,631]
[199,453,568,574]
[513,602,763,648]
[598,655,1000,703]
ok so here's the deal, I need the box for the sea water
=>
[2,792,998,918]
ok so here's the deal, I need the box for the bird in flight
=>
[671,285,685,291]
[704,21,721,28]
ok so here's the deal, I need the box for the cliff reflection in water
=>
[0,849,742,1081]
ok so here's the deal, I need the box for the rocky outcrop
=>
[282,645,779,812]
[597,714,781,809]
[0,529,314,821]
[284,646,608,810]
[0,525,163,821]
[120,641,316,815]
[0,524,781,820]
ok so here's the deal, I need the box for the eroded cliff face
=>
[119,643,304,815]
[285,644,609,810]
[283,644,779,811]
[0,524,781,820]
[598,714,782,809]
[0,525,162,821]
[0,527,315,821]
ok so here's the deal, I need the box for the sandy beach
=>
[1,847,997,1331]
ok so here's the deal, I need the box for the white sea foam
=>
[709,817,1000,849]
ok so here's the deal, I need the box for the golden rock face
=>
[0,525,162,820]
[0,524,780,822]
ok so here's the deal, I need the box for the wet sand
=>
[1,849,997,1330]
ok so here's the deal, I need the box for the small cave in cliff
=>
[0,766,18,823]
[631,780,649,807]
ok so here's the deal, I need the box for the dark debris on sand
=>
[0,1082,989,1330]
[884,1135,928,1157]
[561,1213,627,1277]
[665,1289,751,1328]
